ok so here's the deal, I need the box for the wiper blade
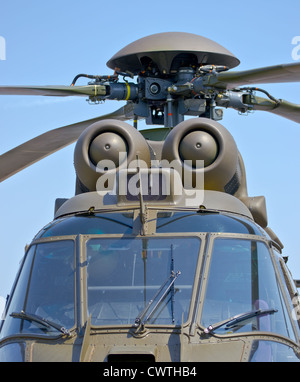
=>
[134,270,181,329]
[10,310,72,337]
[204,308,278,334]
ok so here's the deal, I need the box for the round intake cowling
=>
[161,118,240,193]
[74,119,151,192]
[179,130,218,167]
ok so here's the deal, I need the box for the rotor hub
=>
[107,32,240,75]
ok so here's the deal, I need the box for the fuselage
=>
[1,190,299,362]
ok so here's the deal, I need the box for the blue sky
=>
[0,0,300,317]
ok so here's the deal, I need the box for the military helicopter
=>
[0,31,300,363]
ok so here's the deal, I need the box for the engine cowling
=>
[161,117,240,193]
[74,119,151,192]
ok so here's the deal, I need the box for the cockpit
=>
[1,210,300,362]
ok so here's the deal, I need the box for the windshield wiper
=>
[10,310,72,337]
[134,270,181,329]
[204,308,278,334]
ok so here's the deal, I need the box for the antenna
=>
[136,154,146,235]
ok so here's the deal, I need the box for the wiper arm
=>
[10,310,72,337]
[134,270,181,329]
[204,308,278,334]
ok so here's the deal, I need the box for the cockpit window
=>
[1,240,75,338]
[86,237,200,326]
[156,212,263,235]
[36,213,133,238]
[35,211,262,239]
[200,238,297,341]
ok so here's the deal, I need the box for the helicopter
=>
[0,31,300,362]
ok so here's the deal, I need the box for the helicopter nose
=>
[179,130,218,167]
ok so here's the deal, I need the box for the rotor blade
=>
[0,85,106,97]
[209,62,300,89]
[0,104,135,182]
[243,94,300,124]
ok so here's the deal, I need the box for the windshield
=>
[86,237,200,326]
[1,240,75,338]
[156,212,263,235]
[34,211,264,239]
[200,238,296,341]
[35,212,133,238]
